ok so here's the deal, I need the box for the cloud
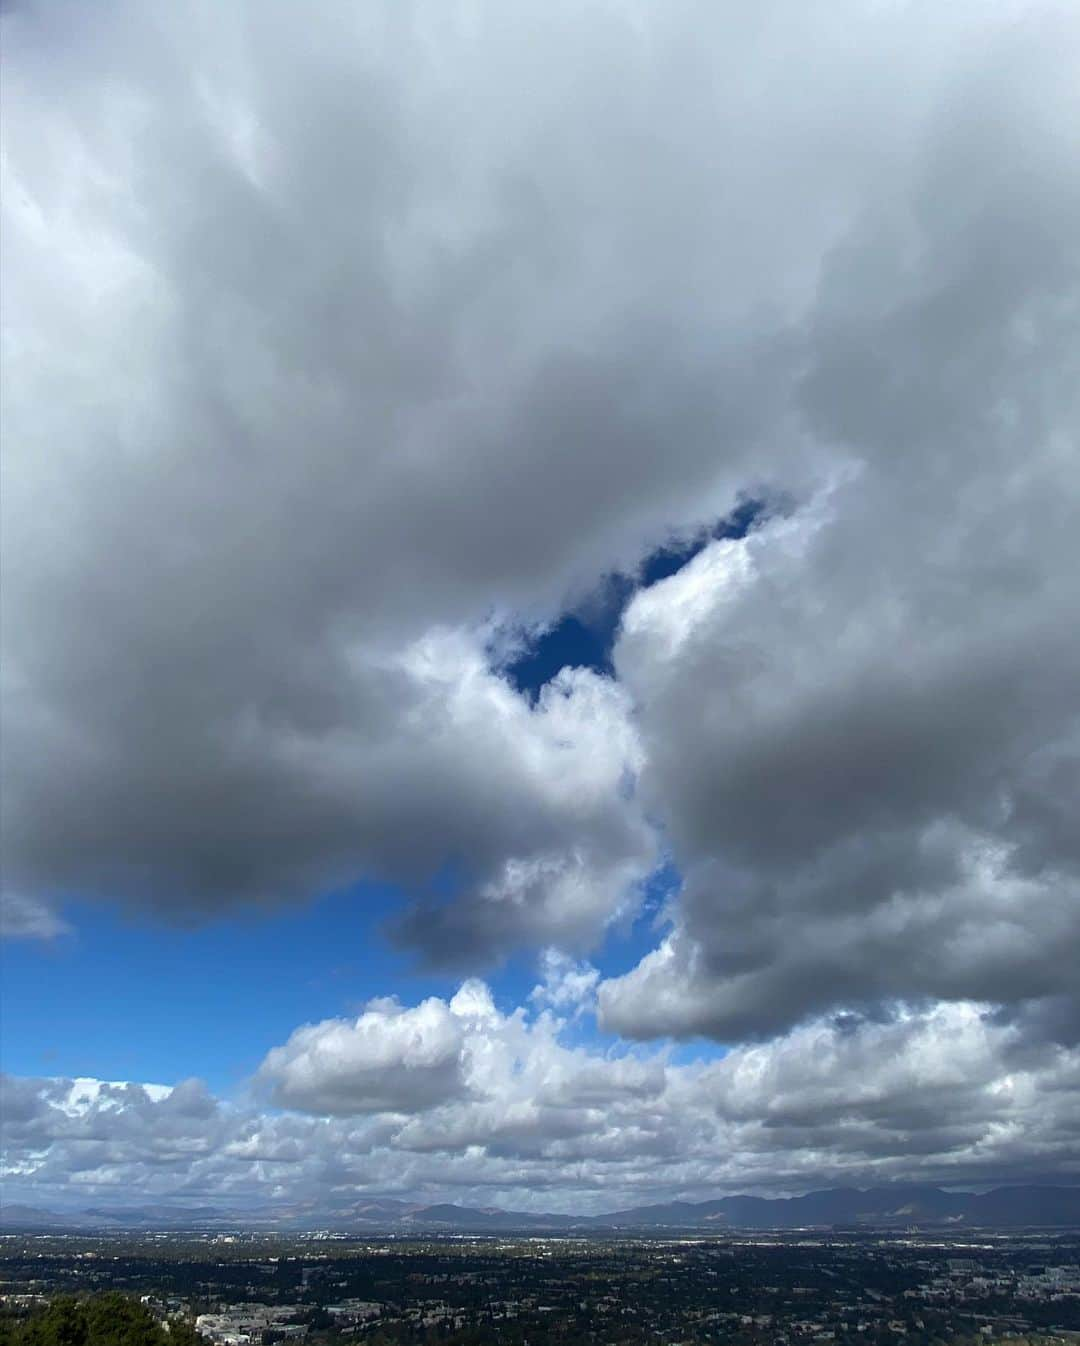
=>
[257,991,476,1116]
[0,892,71,940]
[0,0,1047,925]
[3,0,791,935]
[3,618,653,956]
[2,0,1077,1103]
[597,9,1080,1042]
[4,985,1080,1213]
[255,976,665,1142]
[529,949,601,1012]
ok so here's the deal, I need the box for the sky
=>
[1,0,1078,1218]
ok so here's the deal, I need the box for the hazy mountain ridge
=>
[3,1185,1077,1233]
[593,1185,1080,1229]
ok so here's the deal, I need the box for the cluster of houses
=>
[193,1300,381,1345]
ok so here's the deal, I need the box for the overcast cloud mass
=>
[1,0,1078,1212]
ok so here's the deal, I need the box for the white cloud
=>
[257,995,472,1116]
[4,986,1079,1214]
[529,949,600,1012]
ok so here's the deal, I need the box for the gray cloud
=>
[599,5,1080,1043]
[2,0,1019,937]
[2,0,1077,1150]
[3,0,811,935]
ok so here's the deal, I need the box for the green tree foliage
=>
[0,1295,199,1346]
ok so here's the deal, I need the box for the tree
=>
[0,1294,195,1346]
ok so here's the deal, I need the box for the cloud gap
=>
[505,498,766,701]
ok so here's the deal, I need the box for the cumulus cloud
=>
[3,0,786,935]
[4,611,652,956]
[601,322,1079,1039]
[255,977,665,1152]
[4,985,1080,1214]
[530,950,601,1013]
[596,12,1080,1042]
[2,0,1079,1197]
[257,990,477,1116]
[8,0,1073,947]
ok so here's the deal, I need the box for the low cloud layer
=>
[3,980,1079,1214]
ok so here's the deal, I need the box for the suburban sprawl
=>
[2,1228,1078,1346]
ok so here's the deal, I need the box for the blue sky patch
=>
[507,498,763,700]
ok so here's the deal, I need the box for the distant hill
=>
[0,1204,83,1231]
[400,1203,567,1230]
[82,1205,233,1226]
[0,1203,276,1232]
[592,1185,1080,1229]
[2,1184,1077,1233]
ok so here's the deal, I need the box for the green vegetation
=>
[0,1293,201,1346]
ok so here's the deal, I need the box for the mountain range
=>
[2,1185,1078,1232]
